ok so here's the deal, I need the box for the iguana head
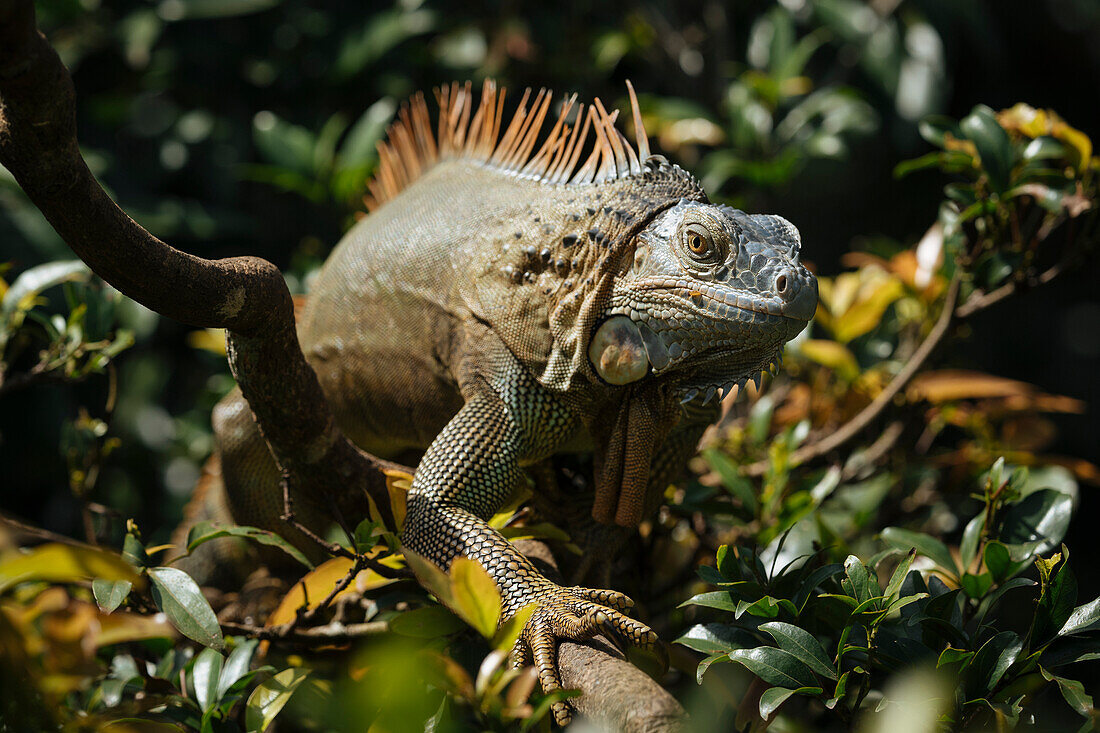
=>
[588,198,817,404]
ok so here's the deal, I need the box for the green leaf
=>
[938,647,975,673]
[674,623,751,655]
[884,550,916,600]
[961,572,994,599]
[703,448,757,512]
[843,555,877,604]
[389,605,465,638]
[148,566,224,650]
[1032,554,1078,645]
[966,631,1023,700]
[1059,597,1100,636]
[760,622,837,681]
[696,652,730,684]
[185,523,313,569]
[218,639,259,700]
[192,646,224,713]
[679,591,737,612]
[122,532,150,569]
[727,647,817,689]
[735,596,797,620]
[245,668,309,732]
[449,557,501,638]
[959,515,984,571]
[825,671,850,709]
[758,685,822,719]
[999,489,1073,558]
[92,579,133,613]
[1040,635,1100,668]
[1040,667,1094,717]
[881,527,959,577]
[959,105,1014,192]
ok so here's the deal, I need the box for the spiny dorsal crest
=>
[364,79,689,212]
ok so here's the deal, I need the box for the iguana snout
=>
[598,201,818,403]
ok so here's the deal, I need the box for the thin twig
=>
[220,619,389,643]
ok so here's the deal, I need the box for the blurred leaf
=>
[389,605,465,639]
[728,647,817,689]
[881,527,958,577]
[245,667,309,733]
[760,622,837,680]
[340,98,396,166]
[148,566,224,650]
[959,105,1014,192]
[185,522,313,569]
[333,8,435,80]
[799,339,860,380]
[0,543,139,593]
[92,578,133,614]
[704,448,758,512]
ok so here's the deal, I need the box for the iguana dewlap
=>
[208,81,816,724]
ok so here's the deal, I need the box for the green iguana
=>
[188,80,816,724]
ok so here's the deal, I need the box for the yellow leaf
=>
[1052,120,1092,172]
[403,548,455,608]
[798,339,860,382]
[186,328,227,355]
[831,277,904,343]
[449,557,501,639]
[383,469,413,532]
[0,544,141,594]
[265,551,402,629]
[997,103,1048,138]
[96,610,177,647]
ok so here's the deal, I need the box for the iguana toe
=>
[511,584,658,726]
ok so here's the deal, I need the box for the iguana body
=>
[193,82,816,724]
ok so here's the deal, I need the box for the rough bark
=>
[0,0,396,529]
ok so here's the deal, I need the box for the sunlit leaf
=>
[185,522,313,569]
[492,602,536,654]
[449,557,501,638]
[728,647,817,689]
[192,646,223,712]
[0,543,140,593]
[92,578,133,614]
[148,566,224,650]
[959,105,1014,192]
[798,339,860,381]
[760,622,837,681]
[265,552,402,629]
[245,667,309,732]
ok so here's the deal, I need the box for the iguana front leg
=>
[401,357,657,726]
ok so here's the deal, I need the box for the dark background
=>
[1,0,1097,585]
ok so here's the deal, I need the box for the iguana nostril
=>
[776,274,788,294]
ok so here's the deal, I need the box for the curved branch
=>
[744,276,960,477]
[0,0,395,528]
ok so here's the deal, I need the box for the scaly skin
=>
[188,83,817,725]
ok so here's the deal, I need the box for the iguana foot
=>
[509,584,658,726]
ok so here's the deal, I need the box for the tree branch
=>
[0,0,396,530]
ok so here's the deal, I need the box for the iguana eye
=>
[680,223,721,264]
